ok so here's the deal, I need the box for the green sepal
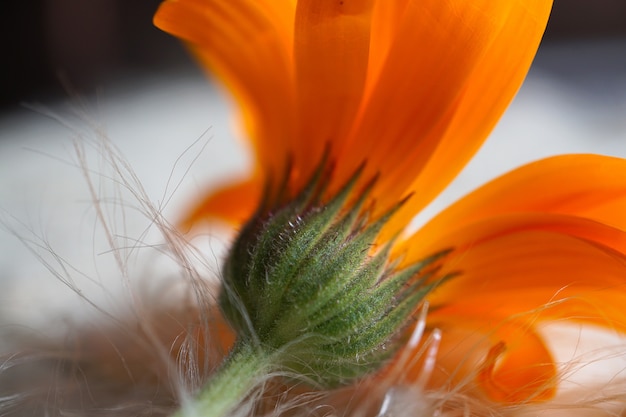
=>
[219,163,452,388]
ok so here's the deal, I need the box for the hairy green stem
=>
[175,342,273,417]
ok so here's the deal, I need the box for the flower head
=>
[155,0,626,410]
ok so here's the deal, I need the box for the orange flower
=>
[154,0,626,405]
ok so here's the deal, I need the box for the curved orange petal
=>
[179,177,262,230]
[335,0,553,232]
[400,154,626,263]
[418,212,626,267]
[154,0,296,179]
[404,220,626,403]
[428,224,626,330]
[415,321,556,403]
[477,325,555,403]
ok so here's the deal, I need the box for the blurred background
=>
[2,0,626,112]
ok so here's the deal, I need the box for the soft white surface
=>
[0,40,625,327]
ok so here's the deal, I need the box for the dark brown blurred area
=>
[2,0,625,111]
[2,0,190,111]
[545,0,626,39]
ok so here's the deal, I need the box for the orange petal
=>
[477,327,555,403]
[336,0,552,233]
[402,154,626,262]
[292,0,375,187]
[154,0,296,179]
[416,321,556,403]
[366,0,412,87]
[412,212,626,267]
[179,177,262,230]
[427,222,626,331]
[399,0,554,225]
[399,213,626,403]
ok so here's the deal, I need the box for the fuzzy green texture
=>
[219,166,450,388]
[176,343,273,417]
[178,167,451,417]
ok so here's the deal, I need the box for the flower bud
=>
[219,164,449,387]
